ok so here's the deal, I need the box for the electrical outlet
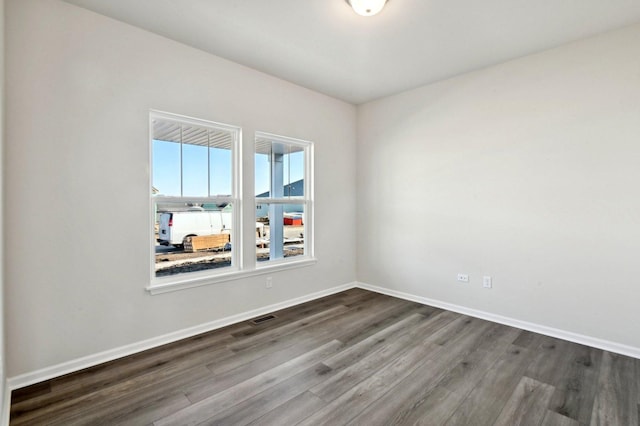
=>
[483,276,492,288]
[457,273,469,283]
[266,277,273,289]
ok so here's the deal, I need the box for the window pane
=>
[286,150,304,198]
[209,129,233,196]
[152,139,181,196]
[155,201,233,277]
[256,203,304,262]
[153,119,236,198]
[255,152,270,197]
[255,137,305,199]
[182,141,208,197]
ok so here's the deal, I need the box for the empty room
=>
[1,0,640,424]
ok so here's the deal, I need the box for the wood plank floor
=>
[10,288,640,425]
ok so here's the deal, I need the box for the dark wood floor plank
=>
[246,391,325,426]
[14,333,235,413]
[227,288,373,341]
[90,392,192,426]
[11,365,210,426]
[525,337,588,387]
[227,304,350,352]
[197,363,333,426]
[437,325,521,397]
[330,297,425,346]
[202,295,397,377]
[443,341,513,396]
[344,319,504,425]
[205,329,331,377]
[320,311,429,370]
[187,330,340,403]
[324,308,456,365]
[493,376,556,426]
[197,295,408,388]
[512,329,548,350]
[52,327,239,393]
[541,410,580,426]
[334,302,443,348]
[11,335,234,417]
[473,322,523,352]
[444,345,537,426]
[300,342,440,425]
[547,343,602,424]
[8,381,51,405]
[231,298,347,341]
[411,335,523,424]
[313,310,459,405]
[401,386,459,426]
[155,340,343,426]
[426,315,487,347]
[11,344,231,418]
[311,317,444,402]
[337,359,442,426]
[590,351,638,426]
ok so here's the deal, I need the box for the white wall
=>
[357,24,640,349]
[5,0,356,377]
[0,0,6,417]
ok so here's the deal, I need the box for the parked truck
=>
[158,208,232,248]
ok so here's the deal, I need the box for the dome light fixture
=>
[346,0,388,17]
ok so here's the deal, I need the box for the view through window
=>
[150,112,314,288]
[151,112,239,279]
[255,133,313,264]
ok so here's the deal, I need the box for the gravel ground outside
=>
[155,225,304,277]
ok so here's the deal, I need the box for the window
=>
[149,112,315,294]
[255,132,313,265]
[151,111,240,282]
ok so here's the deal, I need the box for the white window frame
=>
[148,110,242,291]
[146,114,317,295]
[255,131,314,268]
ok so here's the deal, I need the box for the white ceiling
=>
[64,0,640,104]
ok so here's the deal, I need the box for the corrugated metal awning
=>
[255,137,304,155]
[152,119,233,149]
[152,117,305,155]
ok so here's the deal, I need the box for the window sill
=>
[147,257,317,295]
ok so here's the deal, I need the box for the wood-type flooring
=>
[10,288,640,425]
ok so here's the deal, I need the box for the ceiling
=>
[64,0,640,104]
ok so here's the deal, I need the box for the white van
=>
[158,208,232,248]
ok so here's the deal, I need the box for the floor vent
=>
[251,314,277,325]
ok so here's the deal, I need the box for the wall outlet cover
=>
[457,273,469,283]
[483,276,492,288]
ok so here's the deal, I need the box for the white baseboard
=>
[6,281,357,392]
[356,282,640,360]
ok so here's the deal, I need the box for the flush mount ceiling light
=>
[346,0,388,17]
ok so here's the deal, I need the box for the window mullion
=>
[180,125,184,197]
[207,130,211,197]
